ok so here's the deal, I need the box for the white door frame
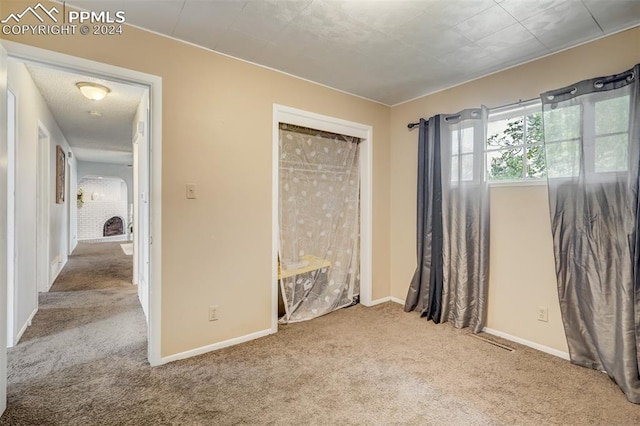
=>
[132,135,139,286]
[0,41,8,416]
[36,122,51,293]
[6,90,16,347]
[0,40,163,366]
[271,104,373,332]
[133,119,150,321]
[67,156,73,255]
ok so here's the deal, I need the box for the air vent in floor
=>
[468,333,515,352]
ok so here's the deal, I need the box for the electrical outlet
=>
[537,306,548,322]
[208,305,219,322]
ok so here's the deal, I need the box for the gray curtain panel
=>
[405,109,490,333]
[405,118,444,322]
[541,64,640,403]
[439,109,490,333]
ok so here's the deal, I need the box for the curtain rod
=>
[489,97,538,112]
[406,97,539,130]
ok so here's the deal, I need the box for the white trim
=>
[6,89,16,348]
[274,105,373,139]
[390,297,405,305]
[367,297,391,306]
[148,78,162,366]
[358,123,374,308]
[272,104,374,324]
[488,179,547,188]
[0,42,8,416]
[482,327,570,360]
[67,159,75,255]
[271,107,279,333]
[15,307,37,345]
[0,40,163,367]
[50,257,67,285]
[158,328,275,365]
[36,120,50,294]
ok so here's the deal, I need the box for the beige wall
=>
[486,184,566,351]
[1,1,390,357]
[390,27,640,352]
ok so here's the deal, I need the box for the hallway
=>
[1,242,147,424]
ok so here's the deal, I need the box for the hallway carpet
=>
[2,242,640,425]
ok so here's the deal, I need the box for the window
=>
[446,109,486,184]
[486,100,544,182]
[451,126,476,182]
[592,94,629,173]
[544,92,631,178]
[541,103,580,178]
[485,92,631,182]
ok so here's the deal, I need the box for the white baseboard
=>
[15,307,38,345]
[158,328,275,365]
[365,296,390,306]
[482,327,570,360]
[363,296,404,307]
[49,256,67,288]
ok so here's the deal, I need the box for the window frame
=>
[485,99,545,185]
[544,89,631,180]
[451,123,484,184]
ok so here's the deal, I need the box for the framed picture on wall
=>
[56,145,65,204]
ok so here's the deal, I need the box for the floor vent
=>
[468,333,515,352]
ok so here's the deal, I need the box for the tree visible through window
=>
[486,102,544,181]
[486,94,631,182]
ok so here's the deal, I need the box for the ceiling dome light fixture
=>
[76,82,111,101]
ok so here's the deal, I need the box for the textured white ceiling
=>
[26,63,145,164]
[65,0,639,105]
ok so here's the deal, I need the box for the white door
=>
[132,139,139,286]
[135,95,150,321]
[67,159,75,255]
[6,90,15,347]
[0,40,10,417]
[36,125,50,293]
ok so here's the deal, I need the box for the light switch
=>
[186,183,197,199]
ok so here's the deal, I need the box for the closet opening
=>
[272,104,373,329]
[277,123,361,323]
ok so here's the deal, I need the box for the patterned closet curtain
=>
[541,64,640,403]
[278,124,360,323]
[405,108,490,333]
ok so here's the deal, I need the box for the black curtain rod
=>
[407,97,542,130]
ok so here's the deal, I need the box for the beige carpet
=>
[1,242,640,425]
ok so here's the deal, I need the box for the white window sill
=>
[488,179,547,188]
